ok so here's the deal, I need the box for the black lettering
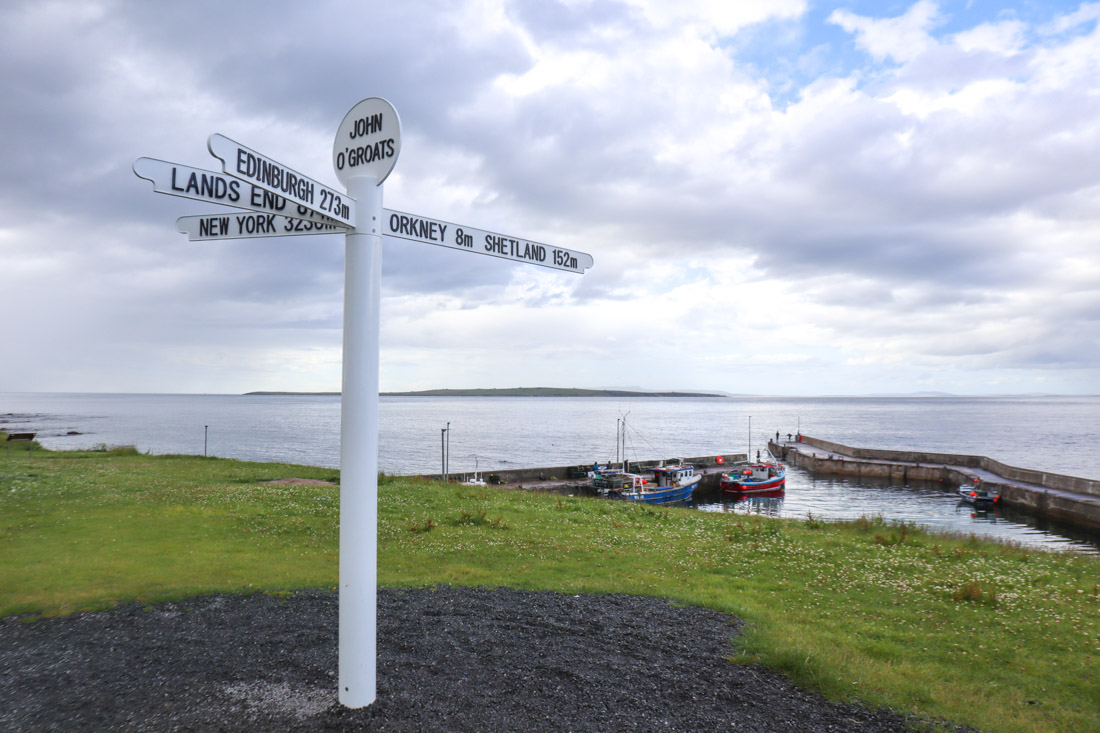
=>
[350,112,384,139]
[485,235,510,254]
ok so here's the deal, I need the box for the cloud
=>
[1,0,1098,396]
[828,0,941,64]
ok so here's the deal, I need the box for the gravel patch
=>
[0,587,958,731]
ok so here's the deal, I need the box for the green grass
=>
[1,448,1097,733]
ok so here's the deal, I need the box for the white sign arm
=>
[176,213,344,240]
[133,158,349,229]
[208,134,356,227]
[382,209,594,274]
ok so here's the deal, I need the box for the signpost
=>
[134,97,594,710]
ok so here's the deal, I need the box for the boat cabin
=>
[652,464,695,488]
[737,463,781,482]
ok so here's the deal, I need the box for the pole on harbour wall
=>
[339,173,383,708]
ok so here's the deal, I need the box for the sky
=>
[1,0,1098,396]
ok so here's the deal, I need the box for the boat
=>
[958,477,999,505]
[721,416,786,496]
[593,463,700,505]
[720,461,786,495]
[590,415,700,504]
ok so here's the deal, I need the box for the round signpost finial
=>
[333,98,402,187]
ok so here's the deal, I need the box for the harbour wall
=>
[774,436,1100,532]
[793,436,1100,498]
[426,453,747,491]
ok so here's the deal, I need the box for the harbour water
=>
[3,392,1099,553]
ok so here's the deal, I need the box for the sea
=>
[3,392,1099,553]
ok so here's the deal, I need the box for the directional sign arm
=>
[381,209,594,274]
[133,157,349,228]
[176,213,344,241]
[208,134,355,227]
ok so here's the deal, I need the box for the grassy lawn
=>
[1,447,1097,732]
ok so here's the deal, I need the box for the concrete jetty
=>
[424,453,747,494]
[773,436,1100,532]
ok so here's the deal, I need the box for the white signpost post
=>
[134,97,594,709]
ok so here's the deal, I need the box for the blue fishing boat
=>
[593,463,700,505]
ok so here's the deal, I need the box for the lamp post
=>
[441,422,450,481]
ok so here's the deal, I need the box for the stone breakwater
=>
[774,436,1100,532]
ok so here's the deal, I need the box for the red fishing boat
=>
[720,461,786,495]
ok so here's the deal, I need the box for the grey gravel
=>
[0,586,963,731]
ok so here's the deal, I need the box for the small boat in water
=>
[958,477,999,505]
[721,461,786,495]
[593,463,700,505]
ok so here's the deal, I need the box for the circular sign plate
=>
[333,97,401,187]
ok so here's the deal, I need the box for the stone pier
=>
[773,436,1100,532]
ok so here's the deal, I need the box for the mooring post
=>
[339,173,383,708]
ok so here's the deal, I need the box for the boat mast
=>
[748,415,752,464]
[621,415,628,472]
[616,418,621,467]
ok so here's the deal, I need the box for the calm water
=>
[3,392,1099,553]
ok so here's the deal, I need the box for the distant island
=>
[383,387,727,398]
[246,388,726,398]
[245,391,340,396]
